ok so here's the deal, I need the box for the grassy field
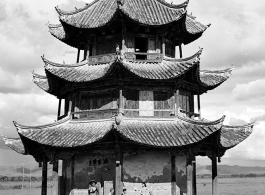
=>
[197,177,265,195]
[0,177,264,195]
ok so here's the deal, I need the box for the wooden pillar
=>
[119,89,123,113]
[192,156,197,195]
[186,156,194,195]
[171,155,176,195]
[76,48,80,63]
[57,99,61,120]
[175,45,178,58]
[42,156,48,195]
[114,138,122,195]
[212,156,218,195]
[197,95,201,119]
[174,90,179,115]
[51,161,59,195]
[179,42,182,58]
[162,36,165,56]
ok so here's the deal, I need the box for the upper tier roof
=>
[1,115,254,154]
[48,13,208,48]
[33,49,233,96]
[56,0,188,27]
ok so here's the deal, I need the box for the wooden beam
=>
[197,95,201,119]
[212,156,218,195]
[51,161,59,195]
[76,48,80,63]
[57,99,61,120]
[41,156,48,195]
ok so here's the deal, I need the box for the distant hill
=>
[197,165,265,175]
[0,164,52,177]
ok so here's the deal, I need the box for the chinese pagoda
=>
[1,0,254,195]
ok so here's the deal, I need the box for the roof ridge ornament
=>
[117,0,124,8]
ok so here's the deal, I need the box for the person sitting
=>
[88,180,98,195]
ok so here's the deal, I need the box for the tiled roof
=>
[32,72,49,93]
[14,117,114,148]
[43,57,115,82]
[220,122,254,149]
[116,116,224,147]
[1,135,26,154]
[48,23,66,40]
[42,49,201,82]
[56,0,188,28]
[13,115,225,148]
[199,67,233,87]
[185,14,208,35]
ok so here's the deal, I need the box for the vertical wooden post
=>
[175,45,178,58]
[197,95,201,119]
[42,156,48,195]
[175,90,179,115]
[192,156,197,195]
[162,36,165,56]
[114,136,122,195]
[119,89,123,113]
[57,99,61,120]
[51,161,59,195]
[76,48,80,63]
[212,156,218,195]
[186,155,193,195]
[171,155,176,195]
[83,45,88,61]
[179,42,182,58]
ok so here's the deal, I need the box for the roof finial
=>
[117,0,124,7]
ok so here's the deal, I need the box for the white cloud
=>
[232,79,265,101]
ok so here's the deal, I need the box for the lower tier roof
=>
[1,115,254,156]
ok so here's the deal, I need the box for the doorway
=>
[135,37,148,59]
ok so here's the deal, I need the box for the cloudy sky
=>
[0,0,265,167]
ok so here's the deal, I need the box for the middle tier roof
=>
[33,49,233,97]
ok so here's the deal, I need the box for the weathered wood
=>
[179,42,182,58]
[187,156,194,195]
[51,161,58,195]
[175,90,179,115]
[41,157,48,195]
[171,155,176,195]
[192,156,197,195]
[162,36,165,56]
[212,156,218,195]
[57,99,61,120]
[76,48,80,63]
[197,95,201,119]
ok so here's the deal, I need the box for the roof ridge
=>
[32,71,47,79]
[42,56,89,68]
[163,48,203,62]
[55,0,102,16]
[222,121,255,129]
[201,66,234,74]
[13,116,70,130]
[154,0,189,9]
[122,115,225,126]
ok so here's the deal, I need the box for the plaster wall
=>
[122,152,187,195]
[73,152,115,189]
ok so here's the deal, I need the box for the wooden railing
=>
[71,109,119,120]
[69,108,200,120]
[124,52,163,62]
[88,53,116,64]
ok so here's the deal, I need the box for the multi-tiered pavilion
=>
[2,0,254,195]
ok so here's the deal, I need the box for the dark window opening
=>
[135,37,147,59]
